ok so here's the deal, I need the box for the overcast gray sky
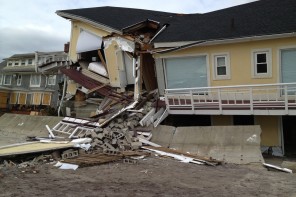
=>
[0,0,256,61]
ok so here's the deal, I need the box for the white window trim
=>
[7,61,13,66]
[17,75,22,86]
[14,60,20,66]
[251,48,272,78]
[47,75,56,85]
[30,74,41,87]
[3,75,12,85]
[0,74,3,85]
[212,52,231,80]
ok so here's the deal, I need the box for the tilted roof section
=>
[155,0,296,42]
[56,0,296,42]
[56,6,176,32]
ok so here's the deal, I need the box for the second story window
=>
[21,60,26,66]
[8,62,12,66]
[14,61,19,66]
[3,75,12,85]
[47,75,56,85]
[252,49,272,78]
[213,53,230,80]
[30,74,41,87]
[17,75,22,86]
[28,59,33,65]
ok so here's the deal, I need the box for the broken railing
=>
[164,82,296,115]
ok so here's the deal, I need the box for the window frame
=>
[30,74,41,87]
[28,59,33,65]
[21,59,26,66]
[3,75,12,85]
[0,74,3,85]
[14,60,19,66]
[16,75,22,86]
[212,53,231,80]
[251,49,272,78]
[47,75,56,85]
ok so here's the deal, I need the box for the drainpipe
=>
[149,24,168,44]
[58,75,67,117]
[34,51,38,73]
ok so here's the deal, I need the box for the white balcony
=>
[164,83,296,115]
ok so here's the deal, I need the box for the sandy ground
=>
[0,155,296,197]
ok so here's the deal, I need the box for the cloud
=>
[0,0,257,61]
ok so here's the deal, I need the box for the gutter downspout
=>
[58,75,67,117]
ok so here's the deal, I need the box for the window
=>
[21,60,26,65]
[3,75,12,85]
[47,75,56,85]
[8,62,12,66]
[30,74,41,87]
[0,74,2,85]
[212,53,230,80]
[14,61,19,66]
[17,75,22,86]
[28,59,33,65]
[164,55,208,89]
[252,49,272,78]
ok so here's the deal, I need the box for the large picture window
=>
[164,56,207,89]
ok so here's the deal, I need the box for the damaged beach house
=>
[54,0,296,161]
[0,51,69,115]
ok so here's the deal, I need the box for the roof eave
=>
[56,11,122,35]
[153,32,296,48]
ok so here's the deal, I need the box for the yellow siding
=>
[212,115,232,126]
[256,116,280,146]
[104,40,120,87]
[155,37,296,87]
[69,20,110,62]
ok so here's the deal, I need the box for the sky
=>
[0,0,257,61]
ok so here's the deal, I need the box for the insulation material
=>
[104,37,134,52]
[76,30,102,53]
[88,62,108,77]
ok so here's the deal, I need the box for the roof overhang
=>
[153,32,296,49]
[56,11,122,34]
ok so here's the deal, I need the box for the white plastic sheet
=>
[76,30,102,53]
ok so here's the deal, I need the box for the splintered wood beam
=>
[98,50,107,72]
[87,83,109,94]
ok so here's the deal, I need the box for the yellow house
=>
[57,0,296,156]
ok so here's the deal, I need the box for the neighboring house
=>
[0,51,69,113]
[56,0,296,156]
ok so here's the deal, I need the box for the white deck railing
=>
[164,82,296,115]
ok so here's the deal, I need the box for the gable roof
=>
[155,0,296,42]
[57,0,296,43]
[56,6,175,33]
